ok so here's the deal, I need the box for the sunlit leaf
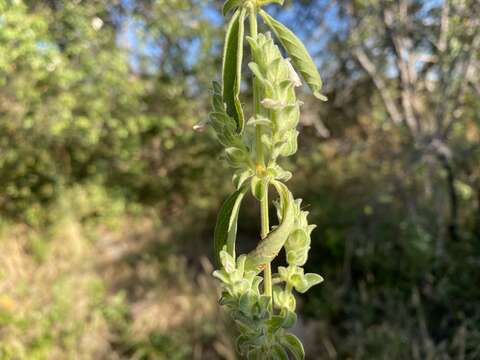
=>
[250,176,268,201]
[293,273,323,293]
[222,8,246,133]
[214,185,248,265]
[272,344,289,360]
[281,333,305,360]
[258,0,285,6]
[245,181,295,271]
[259,10,327,101]
[223,0,241,16]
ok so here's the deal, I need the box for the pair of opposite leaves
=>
[222,3,326,134]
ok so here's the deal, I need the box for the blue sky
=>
[114,0,345,73]
[114,0,443,75]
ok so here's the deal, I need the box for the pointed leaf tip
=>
[222,8,246,133]
[281,333,305,360]
[222,0,240,16]
[314,91,328,101]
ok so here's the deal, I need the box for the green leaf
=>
[267,311,297,332]
[251,176,268,201]
[274,287,296,312]
[272,344,289,360]
[247,115,272,127]
[245,181,295,272]
[286,229,308,248]
[279,129,299,157]
[212,270,230,284]
[224,147,247,168]
[238,292,254,314]
[236,254,247,274]
[235,334,250,354]
[259,10,327,101]
[247,348,263,360]
[282,311,297,328]
[291,271,323,293]
[267,315,286,332]
[219,249,236,273]
[214,185,248,266]
[233,169,253,189]
[222,8,246,133]
[301,273,324,293]
[285,229,309,266]
[223,0,241,16]
[257,295,271,314]
[235,319,252,334]
[248,62,266,83]
[219,293,235,306]
[258,0,285,6]
[211,81,225,112]
[281,333,305,360]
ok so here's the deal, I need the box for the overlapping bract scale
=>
[247,33,302,163]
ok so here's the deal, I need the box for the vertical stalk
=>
[261,187,272,300]
[249,5,264,167]
[249,4,272,301]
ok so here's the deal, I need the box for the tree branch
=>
[353,47,404,127]
[381,3,420,135]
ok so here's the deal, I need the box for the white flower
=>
[193,119,207,132]
[286,58,302,87]
[261,98,286,109]
[91,17,104,31]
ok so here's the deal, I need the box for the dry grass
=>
[0,212,234,360]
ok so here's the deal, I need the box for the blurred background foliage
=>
[0,0,479,359]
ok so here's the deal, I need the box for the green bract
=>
[208,1,326,358]
[247,33,303,163]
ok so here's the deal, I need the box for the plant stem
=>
[261,188,272,300]
[249,3,272,301]
[249,4,264,168]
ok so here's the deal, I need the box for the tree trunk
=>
[475,182,480,239]
[437,155,459,242]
